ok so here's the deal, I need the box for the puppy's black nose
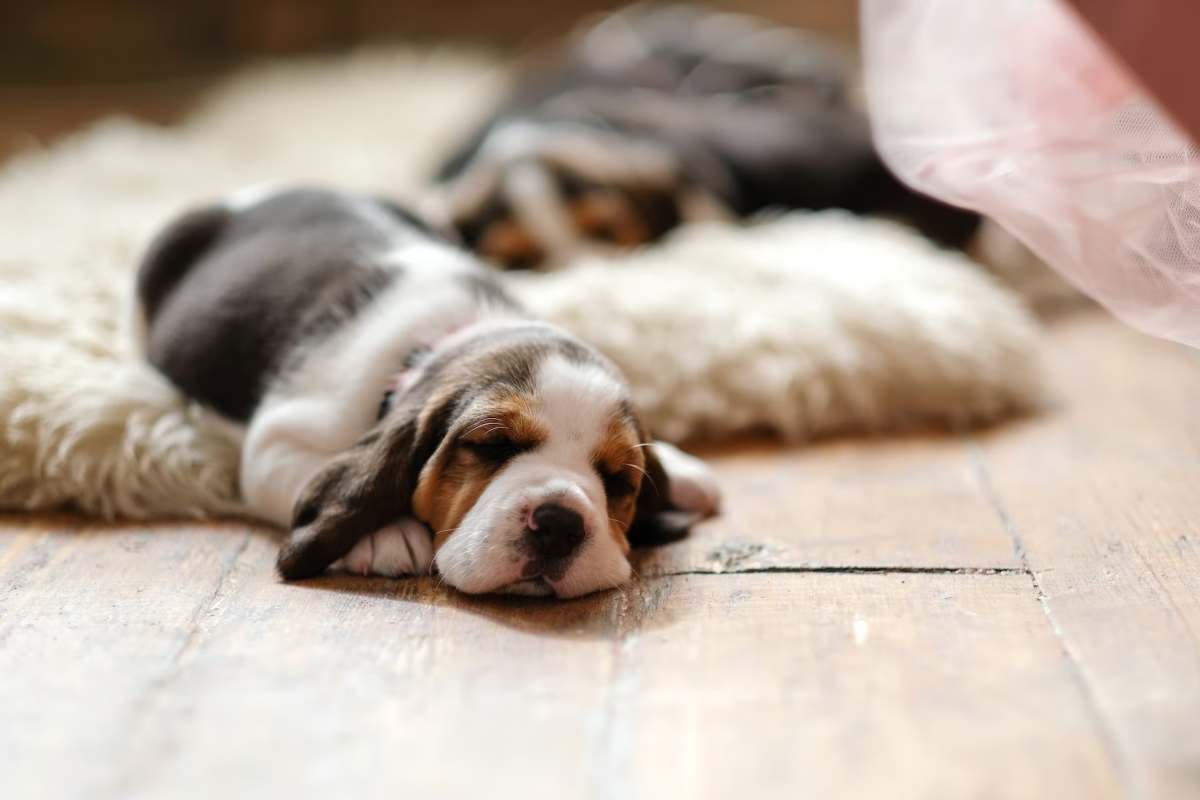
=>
[527,503,585,561]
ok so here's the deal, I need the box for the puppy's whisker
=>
[624,463,656,494]
[462,423,512,438]
[467,427,505,439]
[624,462,659,495]
[462,418,510,437]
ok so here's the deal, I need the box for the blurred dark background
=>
[0,1,858,160]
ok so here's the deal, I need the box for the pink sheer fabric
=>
[862,0,1200,347]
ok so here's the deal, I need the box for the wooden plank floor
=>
[2,311,1198,800]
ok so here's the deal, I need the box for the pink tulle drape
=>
[862,0,1200,347]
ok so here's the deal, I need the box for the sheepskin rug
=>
[0,49,1043,520]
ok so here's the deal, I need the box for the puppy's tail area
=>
[135,204,233,329]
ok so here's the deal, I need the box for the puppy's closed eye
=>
[596,463,637,500]
[461,433,531,466]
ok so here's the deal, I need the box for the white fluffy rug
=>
[0,49,1043,520]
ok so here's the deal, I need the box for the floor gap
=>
[966,438,1134,795]
[651,565,1026,577]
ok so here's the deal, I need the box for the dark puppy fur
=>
[136,187,719,597]
[139,192,428,420]
[433,4,979,270]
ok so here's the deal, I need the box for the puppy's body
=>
[137,188,717,598]
[140,190,476,423]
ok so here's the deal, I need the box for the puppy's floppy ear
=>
[276,416,418,580]
[627,441,700,549]
[276,389,459,580]
[136,205,232,321]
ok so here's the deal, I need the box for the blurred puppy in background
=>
[432,4,979,270]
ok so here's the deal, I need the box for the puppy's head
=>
[277,323,691,598]
[436,128,698,271]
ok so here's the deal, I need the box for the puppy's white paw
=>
[654,441,721,517]
[335,517,434,577]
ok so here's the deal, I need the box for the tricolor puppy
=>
[135,187,719,598]
[433,4,979,270]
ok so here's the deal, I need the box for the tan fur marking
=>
[570,193,650,247]
[592,416,643,550]
[413,390,549,549]
[424,454,494,550]
[592,416,642,473]
[461,393,547,446]
[479,218,545,267]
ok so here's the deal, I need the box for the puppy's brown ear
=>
[136,205,232,322]
[275,389,460,580]
[627,442,699,548]
[276,419,417,580]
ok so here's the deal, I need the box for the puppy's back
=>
[136,189,416,421]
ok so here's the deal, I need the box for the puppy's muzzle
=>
[524,502,586,568]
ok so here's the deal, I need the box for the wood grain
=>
[4,312,1199,798]
[607,573,1119,800]
[0,525,1119,799]
[639,435,1020,576]
[0,518,254,799]
[974,314,1200,799]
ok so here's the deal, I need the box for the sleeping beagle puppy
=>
[134,187,719,598]
[432,4,979,270]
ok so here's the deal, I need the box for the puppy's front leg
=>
[240,397,345,527]
[273,404,425,580]
[334,517,434,577]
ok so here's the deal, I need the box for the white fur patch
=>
[224,182,280,211]
[335,517,434,577]
[502,159,581,263]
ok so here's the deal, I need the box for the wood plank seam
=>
[652,566,1028,577]
[158,533,255,672]
[967,440,1134,796]
[591,585,640,800]
[107,532,254,798]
